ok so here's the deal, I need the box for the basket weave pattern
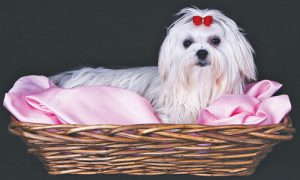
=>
[9,116,294,176]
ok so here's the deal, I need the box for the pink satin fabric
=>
[3,76,291,125]
[4,76,161,125]
[198,80,291,125]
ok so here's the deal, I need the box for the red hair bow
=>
[193,16,213,26]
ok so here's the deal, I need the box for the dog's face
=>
[168,20,225,68]
[159,8,256,100]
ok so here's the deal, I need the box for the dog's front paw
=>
[157,113,172,124]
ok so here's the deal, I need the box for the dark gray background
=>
[1,0,299,179]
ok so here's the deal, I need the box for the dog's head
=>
[158,7,256,104]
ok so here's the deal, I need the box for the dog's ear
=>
[232,27,257,81]
[158,29,177,82]
[219,16,257,81]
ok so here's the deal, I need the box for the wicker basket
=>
[9,115,295,176]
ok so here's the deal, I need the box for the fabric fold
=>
[198,80,291,125]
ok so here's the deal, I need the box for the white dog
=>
[50,7,256,124]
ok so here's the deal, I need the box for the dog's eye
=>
[183,39,193,48]
[211,37,221,45]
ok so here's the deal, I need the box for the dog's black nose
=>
[196,49,208,60]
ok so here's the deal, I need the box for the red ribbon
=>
[193,16,213,26]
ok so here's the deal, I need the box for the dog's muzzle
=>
[196,49,210,67]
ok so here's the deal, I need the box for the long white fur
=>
[50,7,256,124]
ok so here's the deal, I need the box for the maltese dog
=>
[50,7,256,124]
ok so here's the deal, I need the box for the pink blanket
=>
[4,76,160,124]
[3,76,291,125]
[198,80,291,125]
